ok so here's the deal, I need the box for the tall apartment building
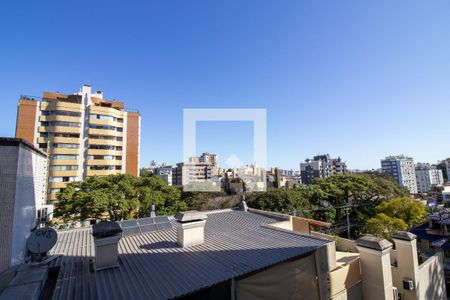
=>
[300,154,347,185]
[381,155,417,193]
[15,85,141,202]
[0,138,48,272]
[415,163,444,193]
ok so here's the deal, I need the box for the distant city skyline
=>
[1,1,450,170]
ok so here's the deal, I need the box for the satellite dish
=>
[27,228,58,254]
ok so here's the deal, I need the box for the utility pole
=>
[345,202,350,239]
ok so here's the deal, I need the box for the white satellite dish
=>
[27,227,58,255]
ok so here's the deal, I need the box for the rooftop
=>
[48,209,331,300]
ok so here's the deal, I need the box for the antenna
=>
[26,228,58,262]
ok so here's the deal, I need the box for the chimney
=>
[150,204,156,217]
[356,235,394,300]
[174,211,207,248]
[92,221,122,271]
[392,231,419,298]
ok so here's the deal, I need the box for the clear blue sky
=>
[1,0,449,170]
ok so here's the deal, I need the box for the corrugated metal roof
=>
[49,209,331,300]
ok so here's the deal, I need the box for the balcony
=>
[39,126,81,134]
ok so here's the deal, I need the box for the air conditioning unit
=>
[392,287,399,300]
[38,205,54,222]
[403,278,415,291]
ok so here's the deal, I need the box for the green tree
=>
[54,174,186,222]
[375,196,428,227]
[247,189,313,219]
[365,213,408,240]
[364,197,428,240]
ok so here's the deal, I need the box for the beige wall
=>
[329,258,362,298]
[236,254,320,300]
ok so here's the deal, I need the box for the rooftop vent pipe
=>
[174,211,207,248]
[239,195,248,212]
[150,204,156,218]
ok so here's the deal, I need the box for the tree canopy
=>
[54,173,186,222]
[364,197,428,240]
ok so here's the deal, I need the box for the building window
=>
[50,154,78,160]
[52,143,79,149]
[49,165,78,171]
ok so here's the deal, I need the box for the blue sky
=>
[1,0,449,170]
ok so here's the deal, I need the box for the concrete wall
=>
[0,145,19,272]
[417,252,446,300]
[311,231,358,252]
[328,258,362,298]
[0,140,47,272]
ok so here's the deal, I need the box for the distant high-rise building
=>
[172,162,214,186]
[199,152,219,167]
[415,163,444,193]
[0,138,48,272]
[381,155,417,193]
[300,154,347,185]
[15,85,141,202]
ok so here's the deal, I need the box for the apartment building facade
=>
[15,85,141,202]
[381,155,418,193]
[415,163,444,193]
[172,161,214,186]
[300,154,347,185]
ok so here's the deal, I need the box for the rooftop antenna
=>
[26,227,58,263]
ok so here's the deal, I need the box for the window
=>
[49,176,76,182]
[89,124,116,131]
[49,165,78,171]
[88,165,116,170]
[52,143,79,149]
[42,110,81,117]
[42,121,81,127]
[48,188,61,194]
[88,144,116,150]
[49,176,77,182]
[89,135,116,140]
[90,114,115,121]
[50,154,78,160]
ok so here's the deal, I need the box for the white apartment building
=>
[381,155,418,193]
[415,163,444,193]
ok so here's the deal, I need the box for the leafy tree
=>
[54,174,186,222]
[375,196,428,227]
[364,197,428,240]
[365,213,408,240]
[247,189,313,219]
